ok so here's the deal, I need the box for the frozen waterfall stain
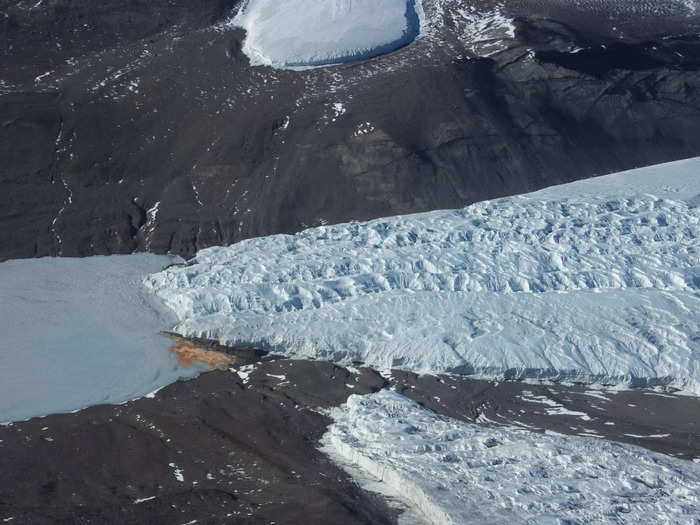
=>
[166,334,234,370]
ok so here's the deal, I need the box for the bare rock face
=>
[2,0,700,260]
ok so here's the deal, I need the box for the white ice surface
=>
[0,254,204,422]
[146,157,700,392]
[321,390,700,524]
[231,0,422,68]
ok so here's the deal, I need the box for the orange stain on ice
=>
[168,336,233,370]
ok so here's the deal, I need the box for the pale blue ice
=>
[0,254,204,422]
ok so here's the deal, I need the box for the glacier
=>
[145,157,700,392]
[231,0,423,68]
[0,254,204,423]
[321,390,700,524]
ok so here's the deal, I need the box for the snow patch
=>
[234,364,257,384]
[331,102,346,122]
[519,391,592,421]
[453,3,516,57]
[624,433,672,439]
[581,390,613,401]
[169,463,184,482]
[354,121,376,136]
[34,71,52,83]
[143,201,160,250]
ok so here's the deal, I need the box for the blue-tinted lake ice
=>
[0,254,204,423]
[232,0,423,69]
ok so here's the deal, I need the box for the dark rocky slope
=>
[2,0,700,260]
[0,351,395,524]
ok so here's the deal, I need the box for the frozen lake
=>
[0,254,204,422]
[232,0,422,68]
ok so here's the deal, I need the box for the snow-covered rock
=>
[145,158,700,391]
[231,0,423,68]
[321,390,700,524]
